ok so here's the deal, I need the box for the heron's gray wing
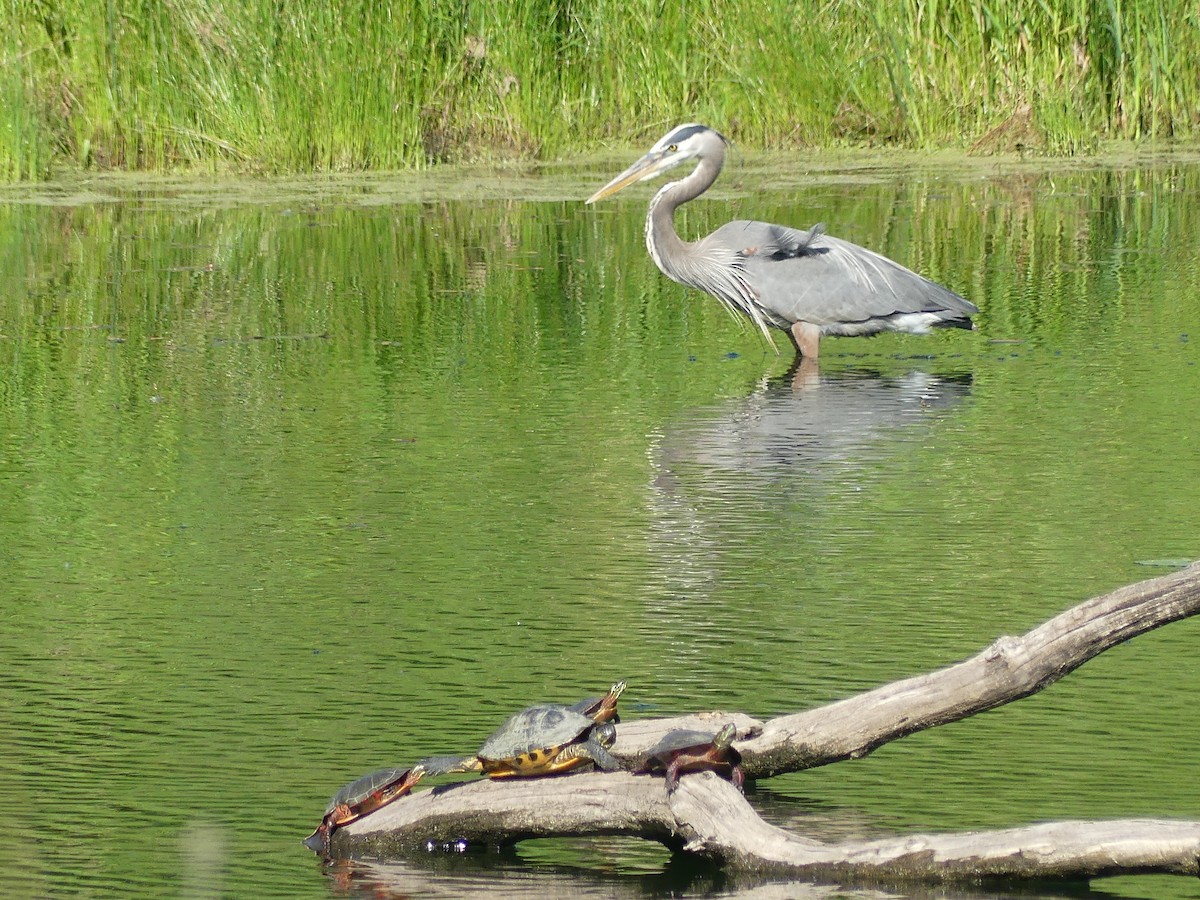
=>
[707,220,976,326]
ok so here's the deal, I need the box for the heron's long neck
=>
[645,154,723,286]
[645,188,688,282]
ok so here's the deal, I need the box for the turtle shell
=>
[638,723,742,791]
[325,767,412,816]
[641,722,740,771]
[478,704,595,764]
[645,729,723,760]
[304,765,423,852]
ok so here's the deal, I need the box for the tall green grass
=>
[3,0,1200,179]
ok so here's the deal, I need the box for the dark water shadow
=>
[316,848,1140,900]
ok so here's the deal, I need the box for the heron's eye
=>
[667,144,678,152]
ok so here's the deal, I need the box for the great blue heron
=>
[586,124,978,358]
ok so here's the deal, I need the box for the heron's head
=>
[586,123,728,204]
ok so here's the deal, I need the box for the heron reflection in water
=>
[586,124,978,359]
[644,363,973,603]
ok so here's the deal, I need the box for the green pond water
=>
[1,154,1198,900]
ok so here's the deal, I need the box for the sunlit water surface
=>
[1,156,1198,899]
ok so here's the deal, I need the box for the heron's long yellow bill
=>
[585,151,672,204]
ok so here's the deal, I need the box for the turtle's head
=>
[593,722,618,748]
[713,722,737,749]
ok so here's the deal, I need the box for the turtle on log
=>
[303,764,427,852]
[442,681,626,778]
[636,722,744,792]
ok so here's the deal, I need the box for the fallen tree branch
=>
[337,562,1200,883]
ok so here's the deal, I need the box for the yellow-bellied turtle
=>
[637,722,743,792]
[303,764,427,851]
[449,681,626,778]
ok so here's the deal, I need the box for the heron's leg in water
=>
[789,321,821,359]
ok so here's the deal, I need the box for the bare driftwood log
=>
[341,562,1200,882]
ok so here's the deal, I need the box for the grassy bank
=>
[4,0,1200,180]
